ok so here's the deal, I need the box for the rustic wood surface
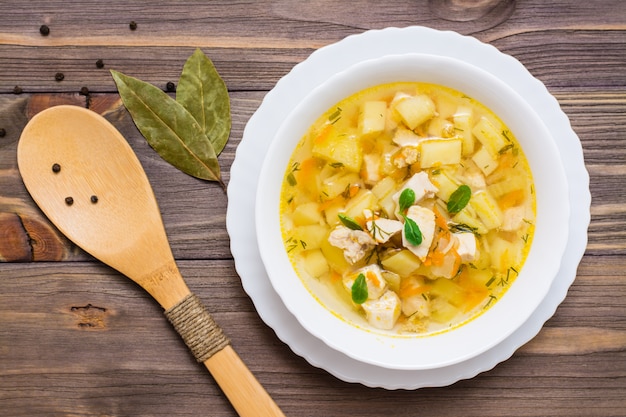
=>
[1,1,625,416]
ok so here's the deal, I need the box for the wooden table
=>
[1,1,625,416]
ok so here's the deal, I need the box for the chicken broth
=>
[280,82,535,335]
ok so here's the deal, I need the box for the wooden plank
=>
[1,31,624,93]
[2,89,625,262]
[0,258,624,416]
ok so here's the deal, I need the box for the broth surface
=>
[280,82,535,335]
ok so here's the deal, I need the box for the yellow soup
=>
[280,82,535,335]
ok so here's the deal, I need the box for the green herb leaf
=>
[286,172,297,186]
[351,273,368,304]
[338,213,363,231]
[110,70,223,186]
[447,184,472,214]
[404,216,423,246]
[449,223,478,235]
[176,48,231,156]
[398,188,415,213]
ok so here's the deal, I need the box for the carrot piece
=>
[433,206,449,231]
[498,189,525,210]
[366,270,381,287]
[313,123,333,145]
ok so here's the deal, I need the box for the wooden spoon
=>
[17,105,285,417]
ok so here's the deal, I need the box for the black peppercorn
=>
[166,81,175,92]
[55,72,65,81]
[52,163,61,173]
[0,128,5,138]
[90,195,99,204]
[96,59,104,69]
[80,86,89,96]
[39,25,50,36]
[13,86,23,94]
[129,21,137,30]
[65,197,74,205]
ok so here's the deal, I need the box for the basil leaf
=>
[351,273,368,304]
[177,48,231,156]
[110,70,222,186]
[404,216,423,246]
[447,184,472,214]
[398,188,416,213]
[338,213,363,231]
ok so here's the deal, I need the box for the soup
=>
[279,82,535,335]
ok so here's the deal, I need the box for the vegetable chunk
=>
[280,81,535,336]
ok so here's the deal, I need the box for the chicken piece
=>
[343,264,388,300]
[362,153,381,184]
[429,249,462,279]
[392,127,424,148]
[399,276,431,317]
[393,146,419,168]
[364,209,403,244]
[501,205,528,232]
[392,172,439,210]
[402,293,431,318]
[361,290,402,330]
[453,232,478,262]
[328,226,376,264]
[403,205,436,261]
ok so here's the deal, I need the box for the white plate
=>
[227,26,590,389]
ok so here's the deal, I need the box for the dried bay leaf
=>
[177,48,231,156]
[110,69,223,187]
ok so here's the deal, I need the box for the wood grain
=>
[1,1,625,416]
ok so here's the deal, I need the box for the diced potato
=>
[381,249,422,276]
[472,117,509,158]
[320,237,351,275]
[312,126,363,172]
[293,224,329,249]
[371,176,397,200]
[453,106,475,156]
[471,190,503,230]
[344,190,379,219]
[420,138,462,169]
[472,146,499,176]
[487,176,526,199]
[488,236,523,273]
[379,192,398,219]
[429,277,465,306]
[323,200,344,227]
[300,249,329,278]
[431,170,460,202]
[321,172,362,199]
[427,117,455,138]
[465,267,493,288]
[379,144,402,176]
[359,101,387,139]
[394,94,436,130]
[382,270,401,293]
[292,202,323,226]
[430,297,458,324]
[452,206,488,235]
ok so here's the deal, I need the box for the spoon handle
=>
[165,292,285,417]
[205,346,286,417]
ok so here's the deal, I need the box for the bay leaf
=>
[110,69,222,186]
[176,48,231,156]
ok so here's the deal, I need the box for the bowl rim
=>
[256,52,570,370]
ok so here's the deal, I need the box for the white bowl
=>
[256,53,569,370]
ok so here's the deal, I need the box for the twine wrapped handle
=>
[164,293,230,362]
